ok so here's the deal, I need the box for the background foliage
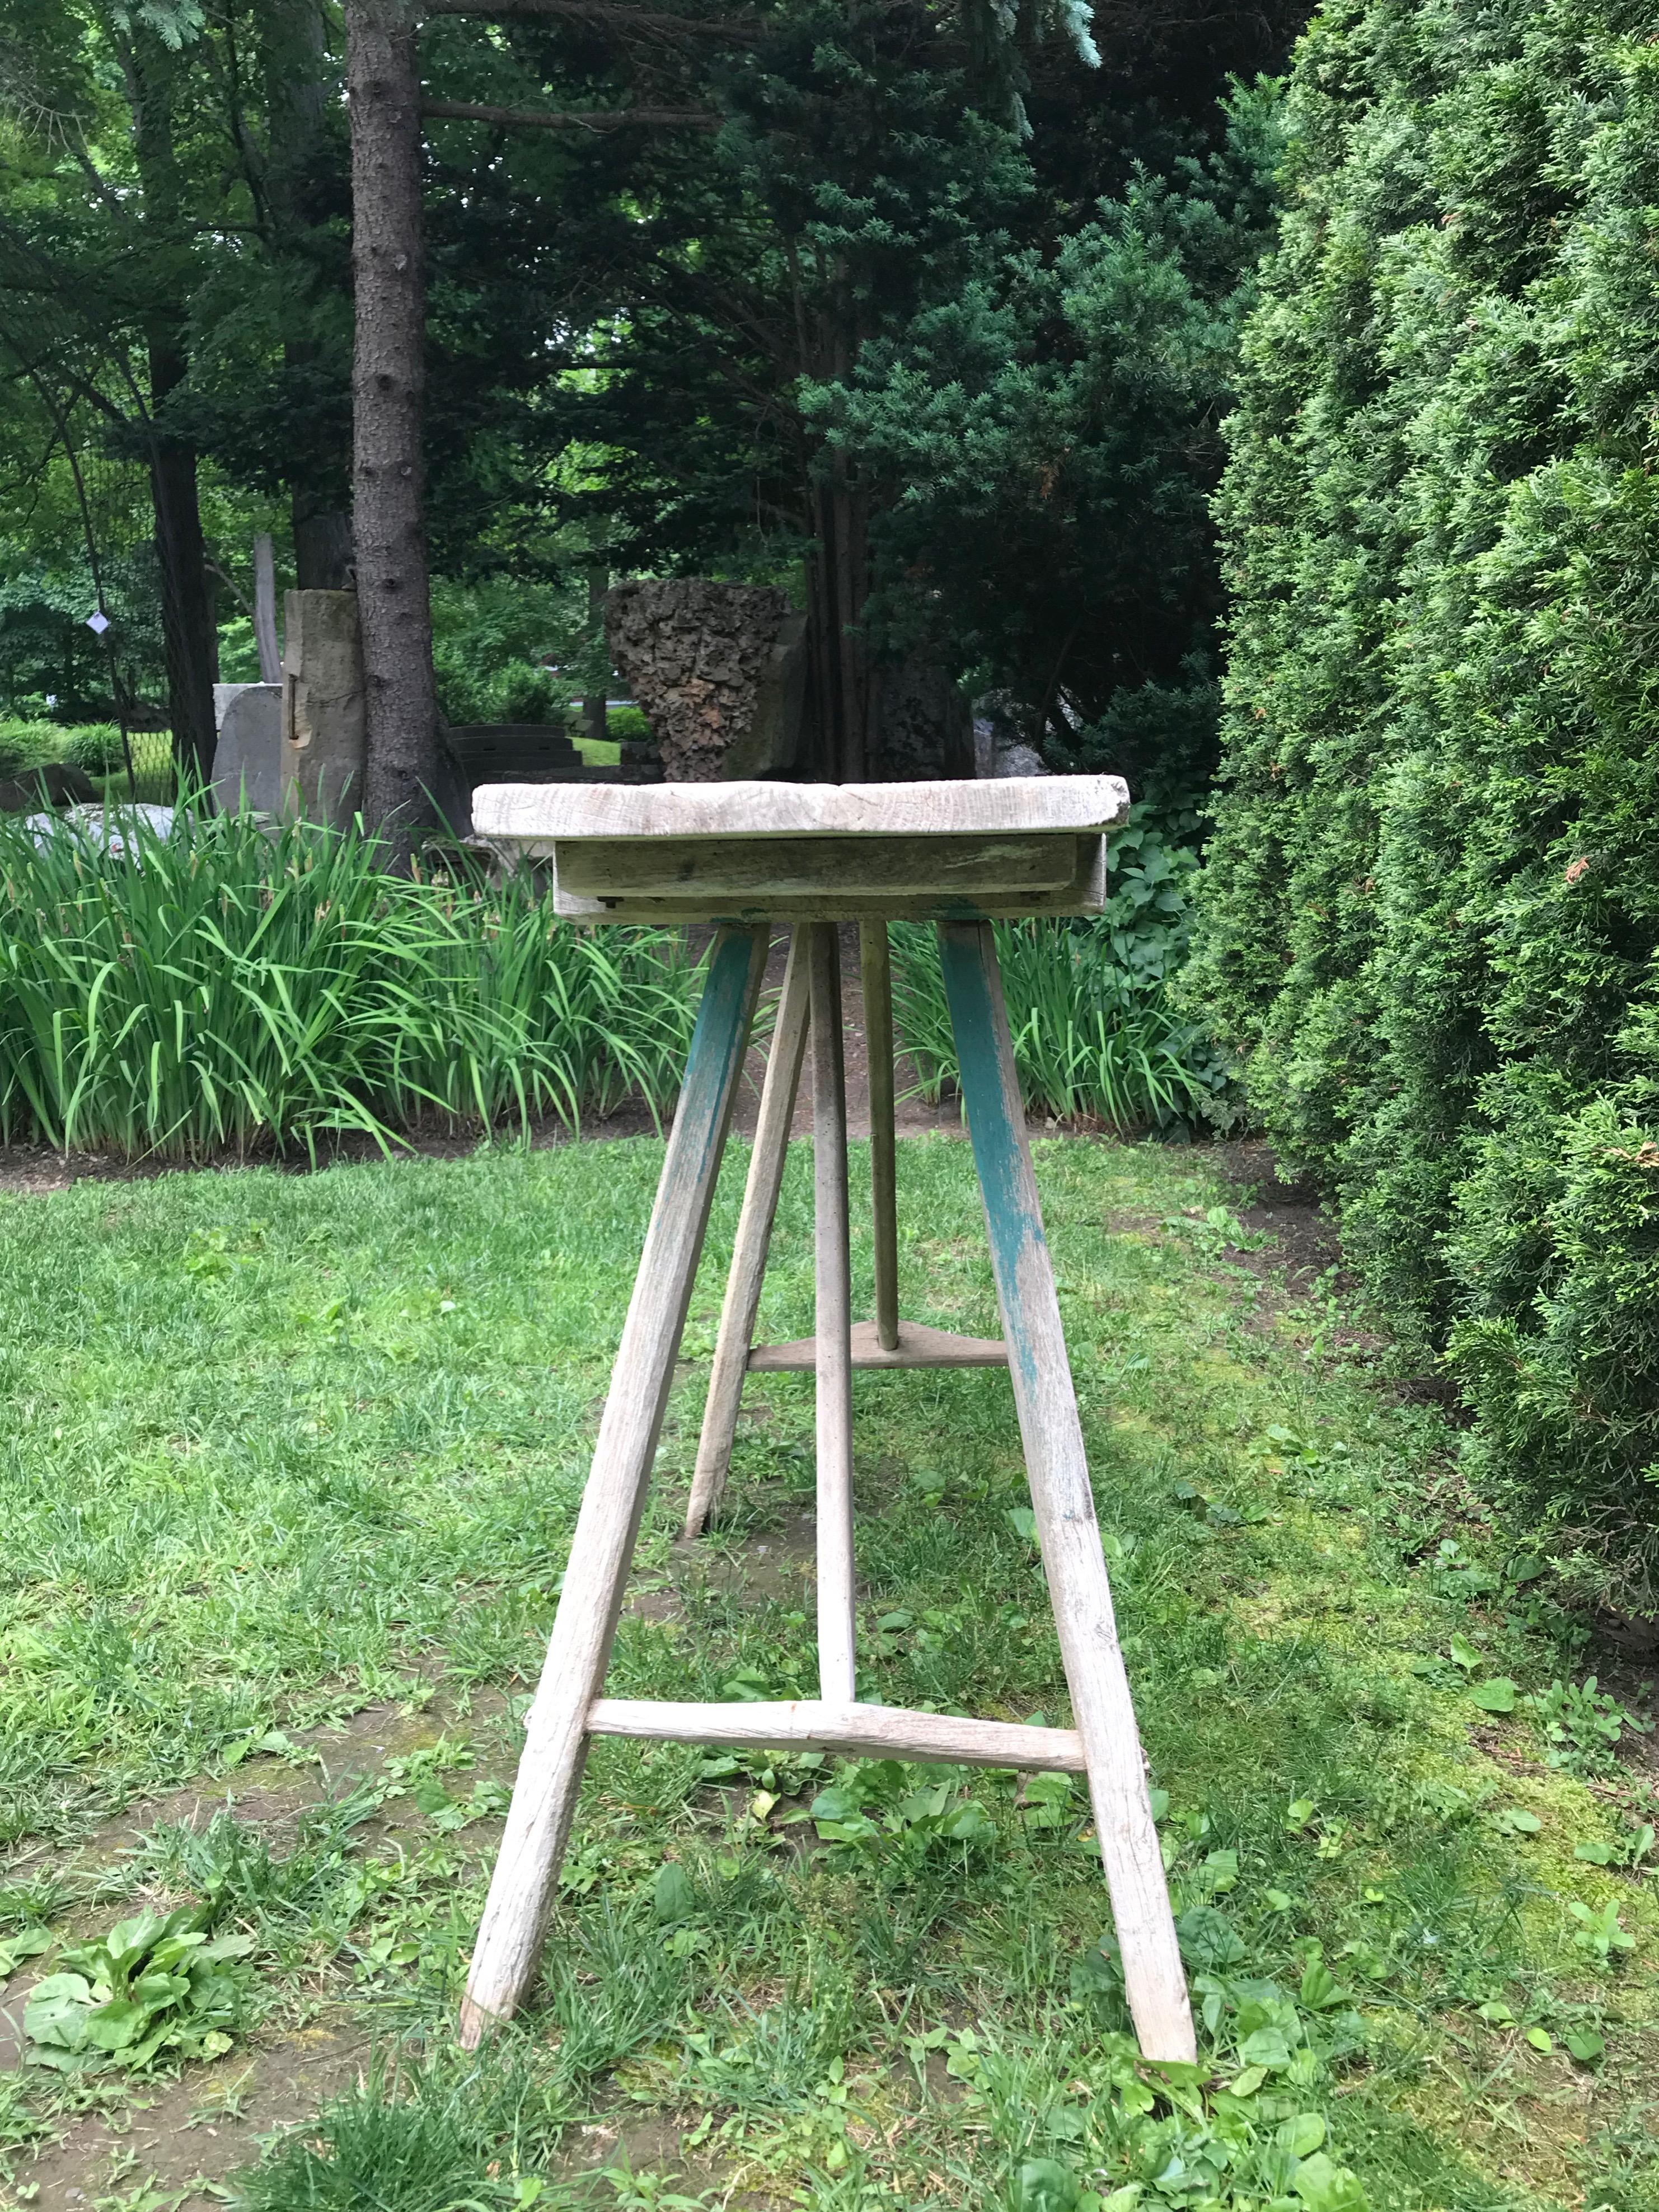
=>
[892,805,1236,1130]
[0,0,1306,778]
[1186,0,1659,1605]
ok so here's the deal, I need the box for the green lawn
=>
[0,1135,1653,2209]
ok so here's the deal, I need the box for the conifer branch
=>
[421,96,718,128]
[421,0,762,41]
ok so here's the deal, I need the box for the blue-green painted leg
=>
[462,924,768,2042]
[939,921,1195,2062]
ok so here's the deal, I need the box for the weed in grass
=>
[228,2054,556,2211]
[1530,1677,1653,1775]
[24,1905,254,2074]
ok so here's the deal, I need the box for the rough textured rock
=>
[0,763,99,814]
[605,580,805,782]
[972,691,1051,779]
[874,655,973,780]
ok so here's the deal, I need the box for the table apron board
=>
[540,834,1107,921]
[555,831,1084,899]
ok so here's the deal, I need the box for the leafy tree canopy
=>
[2,0,1305,785]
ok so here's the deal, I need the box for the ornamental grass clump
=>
[0,804,697,1160]
[890,809,1234,1132]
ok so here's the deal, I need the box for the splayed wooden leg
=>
[459,927,768,2046]
[684,929,811,1538]
[939,920,1194,2064]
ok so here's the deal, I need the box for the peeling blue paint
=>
[679,929,764,1169]
[938,926,1045,1394]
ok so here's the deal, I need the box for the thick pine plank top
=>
[474,774,1130,842]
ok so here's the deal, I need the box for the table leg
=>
[684,929,812,1538]
[860,920,900,1352]
[460,926,768,2046]
[809,922,857,1704]
[938,921,1195,2064]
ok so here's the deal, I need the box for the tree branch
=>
[421,97,719,129]
[421,0,762,40]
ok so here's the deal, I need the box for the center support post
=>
[809,923,857,1703]
[860,921,901,1353]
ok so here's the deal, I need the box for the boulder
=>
[22,803,177,858]
[0,762,100,813]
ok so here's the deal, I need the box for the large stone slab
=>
[281,591,365,825]
[212,682,284,814]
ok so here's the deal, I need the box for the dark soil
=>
[1210,1136,1345,1297]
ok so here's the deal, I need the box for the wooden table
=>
[459,776,1196,2063]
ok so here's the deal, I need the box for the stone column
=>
[282,589,367,825]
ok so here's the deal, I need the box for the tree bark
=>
[147,340,220,780]
[122,31,219,781]
[346,0,439,844]
[265,0,355,589]
[581,566,609,747]
[791,248,872,783]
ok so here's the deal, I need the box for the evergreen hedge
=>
[1187,0,1659,1605]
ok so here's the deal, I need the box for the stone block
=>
[605,580,805,782]
[873,655,973,780]
[212,682,284,814]
[282,590,365,825]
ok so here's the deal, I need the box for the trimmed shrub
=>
[1187,0,1659,1602]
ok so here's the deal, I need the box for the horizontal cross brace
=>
[587,1698,1086,1772]
[746,1319,1007,1372]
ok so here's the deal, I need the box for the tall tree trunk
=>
[580,565,609,747]
[122,31,219,780]
[795,254,871,782]
[148,342,220,779]
[265,0,355,589]
[347,0,437,842]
